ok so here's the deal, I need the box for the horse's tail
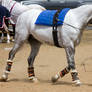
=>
[27,4,46,11]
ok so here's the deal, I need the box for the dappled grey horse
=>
[1,4,92,86]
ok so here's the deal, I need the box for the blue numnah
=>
[35,8,70,26]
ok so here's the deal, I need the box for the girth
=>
[52,10,61,48]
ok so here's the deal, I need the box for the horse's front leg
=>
[0,42,22,81]
[0,45,17,81]
[52,46,81,85]
[27,38,41,82]
[0,32,25,81]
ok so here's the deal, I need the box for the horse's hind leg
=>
[27,36,41,82]
[52,46,81,85]
[0,32,27,81]
[65,47,81,85]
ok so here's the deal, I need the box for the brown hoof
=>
[51,74,60,83]
[51,76,58,83]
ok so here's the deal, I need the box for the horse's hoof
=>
[51,73,60,83]
[51,77,57,83]
[0,77,7,82]
[0,74,8,82]
[29,76,38,83]
[0,78,7,82]
[51,76,58,83]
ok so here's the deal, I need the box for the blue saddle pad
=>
[35,8,70,26]
[0,5,10,28]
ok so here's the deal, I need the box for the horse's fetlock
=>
[60,67,70,77]
[0,72,9,81]
[71,71,79,81]
[6,61,13,72]
[28,67,35,77]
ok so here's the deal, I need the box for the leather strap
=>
[52,10,61,48]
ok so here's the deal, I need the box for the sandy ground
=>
[0,30,92,92]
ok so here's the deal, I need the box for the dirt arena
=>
[0,30,92,92]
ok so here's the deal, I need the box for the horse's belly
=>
[32,26,54,45]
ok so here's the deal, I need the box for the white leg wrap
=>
[71,69,77,73]
[7,60,13,62]
[54,73,60,80]
[4,70,10,74]
[71,69,81,86]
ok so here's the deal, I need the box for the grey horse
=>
[1,4,92,86]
